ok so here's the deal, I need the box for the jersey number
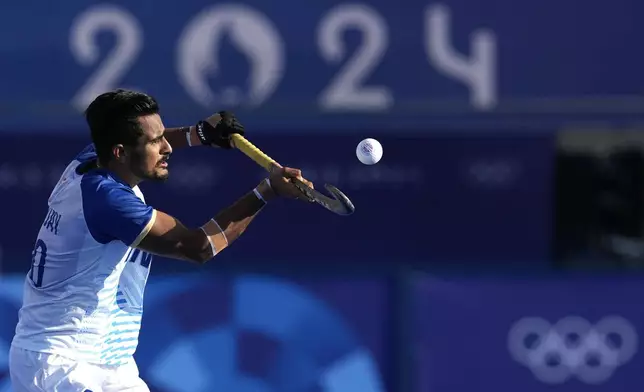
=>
[29,239,48,288]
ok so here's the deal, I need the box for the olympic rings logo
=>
[508,316,638,384]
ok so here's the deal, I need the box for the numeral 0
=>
[69,4,143,111]
[176,4,285,109]
[30,239,47,288]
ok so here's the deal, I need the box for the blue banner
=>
[0,273,391,392]
[1,0,642,131]
[0,131,554,273]
[413,274,644,391]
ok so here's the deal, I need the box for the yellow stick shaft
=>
[230,134,278,172]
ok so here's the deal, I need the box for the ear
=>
[111,144,127,162]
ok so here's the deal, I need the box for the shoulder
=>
[80,170,140,208]
[74,144,97,164]
[80,170,155,246]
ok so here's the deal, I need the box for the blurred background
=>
[1,0,643,391]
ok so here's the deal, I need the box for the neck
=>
[104,161,140,188]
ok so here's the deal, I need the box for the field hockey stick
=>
[231,134,355,216]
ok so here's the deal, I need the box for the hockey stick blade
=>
[291,178,355,216]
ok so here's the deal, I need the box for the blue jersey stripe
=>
[106,328,140,336]
[101,344,139,357]
[105,336,138,345]
[112,320,141,327]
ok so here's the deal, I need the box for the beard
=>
[147,167,170,182]
[130,155,170,182]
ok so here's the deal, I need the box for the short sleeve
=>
[81,174,156,246]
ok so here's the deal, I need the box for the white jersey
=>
[11,144,157,366]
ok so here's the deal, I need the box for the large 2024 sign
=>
[1,0,641,130]
[65,3,495,113]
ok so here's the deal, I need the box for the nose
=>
[162,136,173,155]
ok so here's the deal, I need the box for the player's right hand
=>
[196,111,245,149]
[266,164,315,202]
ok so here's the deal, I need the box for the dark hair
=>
[85,89,160,165]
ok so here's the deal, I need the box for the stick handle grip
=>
[231,134,278,172]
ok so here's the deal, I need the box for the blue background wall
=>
[1,0,644,390]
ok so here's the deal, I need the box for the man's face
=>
[128,114,172,182]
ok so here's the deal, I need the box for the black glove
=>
[196,111,245,149]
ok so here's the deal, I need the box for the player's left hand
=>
[196,111,244,149]
[268,164,315,202]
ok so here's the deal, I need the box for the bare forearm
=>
[213,180,274,244]
[138,181,274,264]
[159,191,266,264]
[196,180,274,261]
[164,126,201,149]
